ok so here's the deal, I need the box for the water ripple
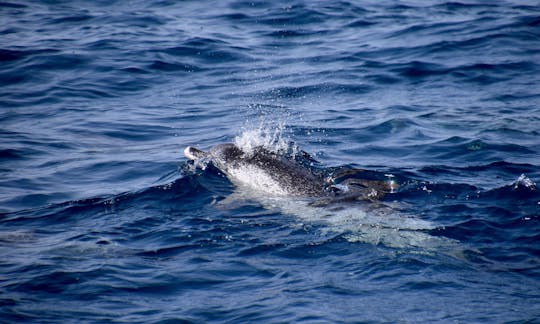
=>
[1,1,539,322]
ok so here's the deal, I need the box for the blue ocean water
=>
[1,0,540,322]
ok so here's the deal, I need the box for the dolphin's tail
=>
[184,146,207,160]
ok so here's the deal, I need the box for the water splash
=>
[234,105,296,155]
[512,174,537,190]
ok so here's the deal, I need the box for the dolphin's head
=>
[185,143,245,180]
[208,143,244,164]
[184,143,244,166]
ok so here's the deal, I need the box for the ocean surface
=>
[1,0,540,322]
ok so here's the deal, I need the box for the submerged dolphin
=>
[184,143,394,200]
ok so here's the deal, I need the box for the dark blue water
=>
[1,0,540,322]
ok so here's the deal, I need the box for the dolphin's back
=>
[241,148,325,196]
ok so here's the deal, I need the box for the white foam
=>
[514,174,537,189]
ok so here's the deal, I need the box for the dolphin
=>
[183,143,457,250]
[184,143,394,200]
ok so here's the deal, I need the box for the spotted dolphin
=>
[184,143,456,250]
[184,143,394,200]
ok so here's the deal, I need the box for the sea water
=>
[1,1,539,322]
